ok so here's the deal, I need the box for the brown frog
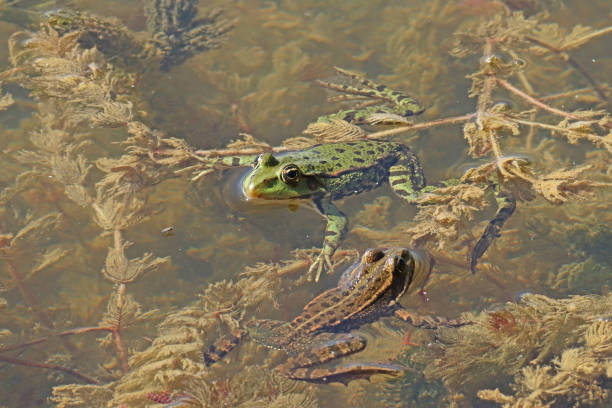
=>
[204,248,466,383]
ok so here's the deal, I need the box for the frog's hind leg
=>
[203,329,247,366]
[470,192,516,273]
[388,153,426,203]
[280,334,405,384]
[394,308,471,329]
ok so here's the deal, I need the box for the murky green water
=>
[0,0,611,407]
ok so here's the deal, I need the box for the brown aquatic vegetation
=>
[477,308,612,407]
[106,256,320,407]
[0,6,199,406]
[420,292,612,406]
[180,6,611,276]
[144,1,236,71]
[0,1,610,407]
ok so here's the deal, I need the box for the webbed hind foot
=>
[470,193,516,273]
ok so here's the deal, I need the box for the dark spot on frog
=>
[376,84,386,91]
[335,148,345,153]
[354,158,365,163]
[232,157,240,166]
[331,156,340,161]
[319,302,331,308]
[320,160,328,164]
[353,150,361,155]
[366,150,375,155]
[343,111,356,122]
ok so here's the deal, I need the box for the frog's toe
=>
[323,254,333,275]
[307,259,323,282]
[308,254,331,282]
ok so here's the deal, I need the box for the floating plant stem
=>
[525,35,609,103]
[366,113,477,139]
[0,326,115,354]
[539,87,600,101]
[0,354,100,384]
[497,77,612,129]
[4,261,76,352]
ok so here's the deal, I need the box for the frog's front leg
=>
[192,154,259,180]
[202,328,247,366]
[308,198,348,282]
[215,154,259,168]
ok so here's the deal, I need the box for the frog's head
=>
[365,247,433,303]
[242,153,324,200]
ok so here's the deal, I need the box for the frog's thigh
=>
[287,334,366,368]
[388,161,422,203]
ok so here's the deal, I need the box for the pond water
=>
[0,0,611,407]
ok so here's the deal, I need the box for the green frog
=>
[202,68,511,278]
[243,140,426,281]
[203,247,466,383]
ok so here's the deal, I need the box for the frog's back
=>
[283,141,405,176]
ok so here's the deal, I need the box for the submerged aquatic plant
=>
[420,292,612,406]
[0,1,610,407]
[107,249,326,407]
[144,0,236,71]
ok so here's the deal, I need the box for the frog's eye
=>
[363,248,385,264]
[281,165,301,184]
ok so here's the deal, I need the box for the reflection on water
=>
[0,0,611,407]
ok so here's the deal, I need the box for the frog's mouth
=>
[242,180,269,199]
[243,181,311,201]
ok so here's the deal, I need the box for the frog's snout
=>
[243,176,272,199]
[243,179,260,199]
